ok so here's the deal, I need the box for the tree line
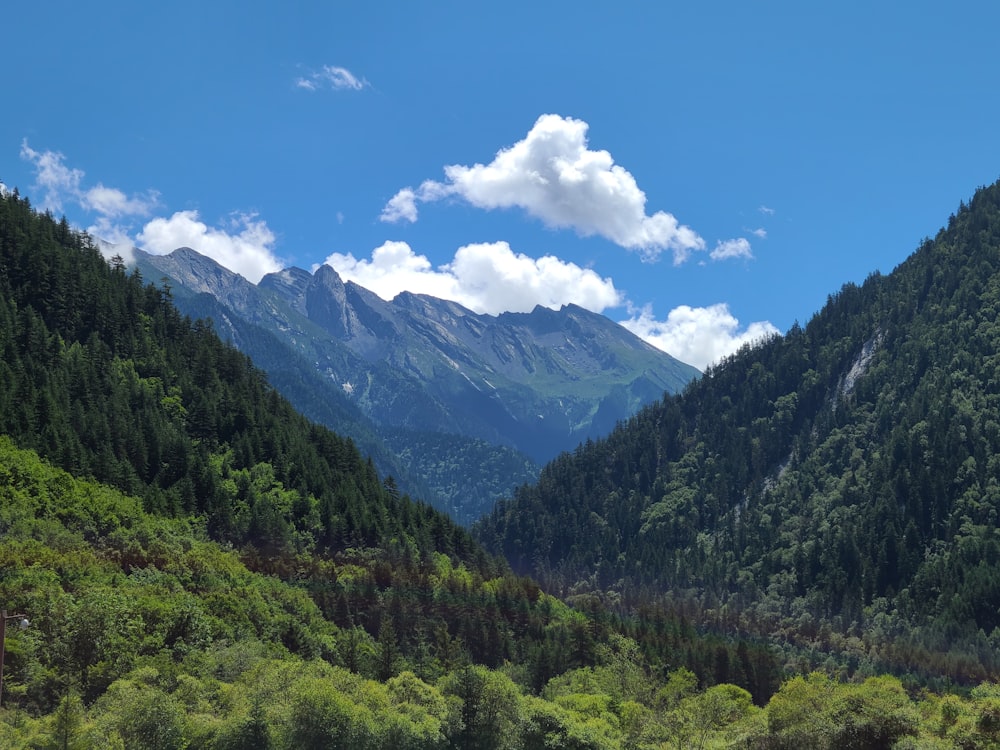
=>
[478,178,1000,688]
[0,187,781,731]
[2,438,999,748]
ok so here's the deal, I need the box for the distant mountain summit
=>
[254,259,696,459]
[135,247,698,520]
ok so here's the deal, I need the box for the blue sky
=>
[4,1,1000,369]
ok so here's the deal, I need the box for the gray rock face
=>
[138,247,699,462]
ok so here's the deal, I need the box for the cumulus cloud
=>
[321,240,622,316]
[382,114,706,264]
[380,188,419,223]
[710,237,753,261]
[296,65,369,91]
[621,303,779,370]
[137,210,283,283]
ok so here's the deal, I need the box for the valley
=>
[135,246,697,524]
[3,183,1000,747]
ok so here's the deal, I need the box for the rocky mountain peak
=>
[133,245,700,502]
[259,266,314,300]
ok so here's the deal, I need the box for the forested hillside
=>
[0,187,797,747]
[0,191,483,565]
[479,179,1000,688]
[4,439,1000,750]
[136,245,698,524]
[7,183,1000,747]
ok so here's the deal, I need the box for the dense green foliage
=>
[3,439,1000,748]
[384,429,539,525]
[479,179,1000,687]
[0,189,484,563]
[0,189,783,744]
[9,181,1000,745]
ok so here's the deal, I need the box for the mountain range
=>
[7,175,1000,747]
[0,189,790,747]
[477,179,1000,686]
[134,247,698,522]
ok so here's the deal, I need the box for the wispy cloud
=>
[382,114,706,265]
[321,240,623,316]
[620,303,778,370]
[749,227,767,239]
[758,205,775,216]
[20,141,281,281]
[20,139,159,256]
[710,237,753,261]
[83,183,159,218]
[20,140,85,213]
[296,65,369,92]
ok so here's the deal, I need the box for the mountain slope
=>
[136,247,698,520]
[478,179,1000,685]
[134,248,544,522]
[153,275,444,504]
[142,248,698,459]
[6,441,981,750]
[0,191,790,731]
[0,189,484,565]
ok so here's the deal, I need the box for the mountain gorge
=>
[7,182,1000,747]
[135,247,697,522]
[478,179,1000,687]
[0,185,823,749]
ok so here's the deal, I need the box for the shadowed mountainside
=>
[478,179,1000,686]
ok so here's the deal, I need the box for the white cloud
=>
[321,240,622,316]
[447,242,623,314]
[710,237,753,261]
[382,114,706,264]
[620,303,779,370]
[19,141,281,278]
[296,65,369,91]
[20,140,84,212]
[750,227,767,239]
[137,210,283,283]
[21,141,157,220]
[323,241,459,302]
[21,140,161,262]
[380,188,419,223]
[759,205,775,216]
[89,218,137,263]
[83,183,158,218]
